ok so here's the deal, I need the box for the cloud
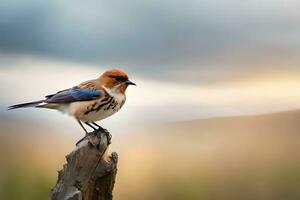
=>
[0,0,300,83]
[2,55,300,132]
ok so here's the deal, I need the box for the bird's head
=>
[99,68,136,93]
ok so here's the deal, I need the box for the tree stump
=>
[49,130,118,200]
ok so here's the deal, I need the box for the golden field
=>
[1,110,300,200]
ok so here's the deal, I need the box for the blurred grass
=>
[2,110,300,200]
[0,167,53,200]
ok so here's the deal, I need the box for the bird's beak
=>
[125,80,136,86]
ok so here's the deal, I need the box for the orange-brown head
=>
[99,68,136,93]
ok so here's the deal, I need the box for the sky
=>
[1,0,300,133]
[1,0,300,81]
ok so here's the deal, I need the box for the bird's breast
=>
[73,94,126,122]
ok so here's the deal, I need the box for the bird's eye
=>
[115,76,122,81]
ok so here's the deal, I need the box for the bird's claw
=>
[76,132,94,146]
[97,126,107,132]
[100,129,111,144]
[93,127,112,145]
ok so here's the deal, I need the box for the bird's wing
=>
[45,80,104,103]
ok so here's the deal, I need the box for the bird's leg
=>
[92,122,111,144]
[77,120,89,135]
[76,120,91,146]
[85,122,98,131]
[91,122,107,131]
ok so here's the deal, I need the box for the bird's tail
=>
[8,100,45,110]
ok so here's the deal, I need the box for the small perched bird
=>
[8,68,136,143]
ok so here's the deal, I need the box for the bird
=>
[8,68,136,144]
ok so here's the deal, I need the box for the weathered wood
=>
[49,130,118,200]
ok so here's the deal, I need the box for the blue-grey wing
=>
[45,86,103,103]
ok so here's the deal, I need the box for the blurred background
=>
[1,0,300,199]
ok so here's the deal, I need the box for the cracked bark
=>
[49,130,118,200]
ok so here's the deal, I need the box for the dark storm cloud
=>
[1,0,300,82]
